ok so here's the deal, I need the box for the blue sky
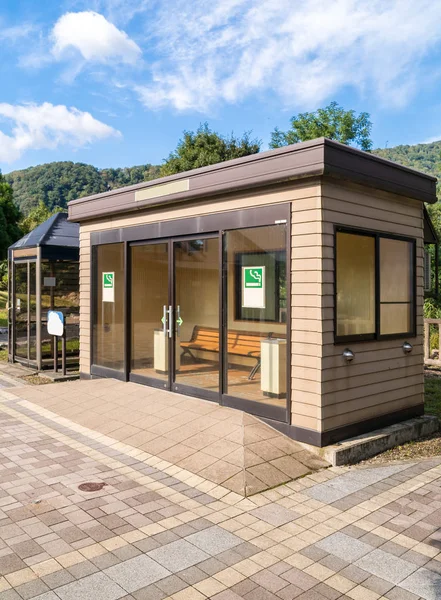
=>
[1,0,441,173]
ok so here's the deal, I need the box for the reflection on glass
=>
[93,243,124,370]
[225,225,287,407]
[41,260,80,366]
[14,263,29,360]
[175,238,220,392]
[380,237,413,335]
[131,243,169,381]
[336,233,375,337]
[29,262,36,360]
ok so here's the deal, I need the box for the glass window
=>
[335,230,415,341]
[41,260,80,365]
[14,262,29,360]
[380,238,413,335]
[225,224,287,409]
[336,233,375,337]
[93,243,124,370]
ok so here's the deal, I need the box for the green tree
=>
[19,202,64,235]
[0,171,21,260]
[270,102,373,152]
[160,123,261,176]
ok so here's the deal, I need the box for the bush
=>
[0,260,7,291]
[424,296,441,319]
[424,297,441,353]
[430,330,439,353]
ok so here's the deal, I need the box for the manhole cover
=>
[78,482,106,492]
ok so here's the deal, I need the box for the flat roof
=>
[68,138,437,222]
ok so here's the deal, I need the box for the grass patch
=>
[0,348,7,362]
[424,375,441,420]
[0,291,7,327]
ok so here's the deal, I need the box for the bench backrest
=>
[189,326,219,345]
[189,325,285,352]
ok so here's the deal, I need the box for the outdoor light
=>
[402,342,413,354]
[343,348,354,362]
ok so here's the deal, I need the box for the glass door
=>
[129,236,220,400]
[130,241,170,388]
[172,237,220,401]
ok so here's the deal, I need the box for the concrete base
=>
[302,415,439,466]
[41,371,80,383]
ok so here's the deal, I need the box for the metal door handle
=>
[162,305,167,336]
[168,305,173,338]
[176,305,181,335]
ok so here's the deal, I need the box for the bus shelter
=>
[8,213,80,371]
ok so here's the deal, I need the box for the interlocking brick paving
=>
[5,380,328,496]
[0,384,440,599]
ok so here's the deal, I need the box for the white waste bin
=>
[154,330,180,373]
[261,338,286,398]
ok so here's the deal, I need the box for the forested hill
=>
[374,141,441,197]
[5,140,441,216]
[5,161,161,214]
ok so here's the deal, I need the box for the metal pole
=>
[62,329,66,376]
[27,262,30,365]
[436,244,439,299]
[36,250,42,371]
[53,335,58,373]
[50,263,55,362]
[9,256,13,362]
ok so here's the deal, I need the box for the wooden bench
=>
[180,326,283,380]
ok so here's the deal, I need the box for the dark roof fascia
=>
[68,138,437,223]
[40,246,79,261]
[424,205,439,244]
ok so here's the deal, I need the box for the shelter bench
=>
[180,325,283,380]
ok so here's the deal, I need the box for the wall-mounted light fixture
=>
[343,348,354,362]
[402,342,413,354]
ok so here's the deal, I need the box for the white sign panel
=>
[102,272,115,303]
[47,311,64,336]
[44,277,56,287]
[242,266,265,309]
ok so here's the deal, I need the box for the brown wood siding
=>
[79,231,91,374]
[320,180,424,434]
[291,188,323,432]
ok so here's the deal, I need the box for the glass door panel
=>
[173,237,220,396]
[131,242,169,385]
[14,262,30,361]
[29,262,37,361]
[224,224,288,418]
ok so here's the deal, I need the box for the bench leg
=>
[248,360,261,380]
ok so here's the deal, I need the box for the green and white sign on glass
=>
[242,266,265,308]
[102,272,115,303]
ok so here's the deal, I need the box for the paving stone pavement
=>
[5,380,329,497]
[0,386,440,599]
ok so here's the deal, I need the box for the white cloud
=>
[133,0,441,112]
[420,135,441,144]
[51,11,141,65]
[0,23,37,42]
[0,103,120,164]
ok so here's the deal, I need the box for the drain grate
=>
[78,482,107,492]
